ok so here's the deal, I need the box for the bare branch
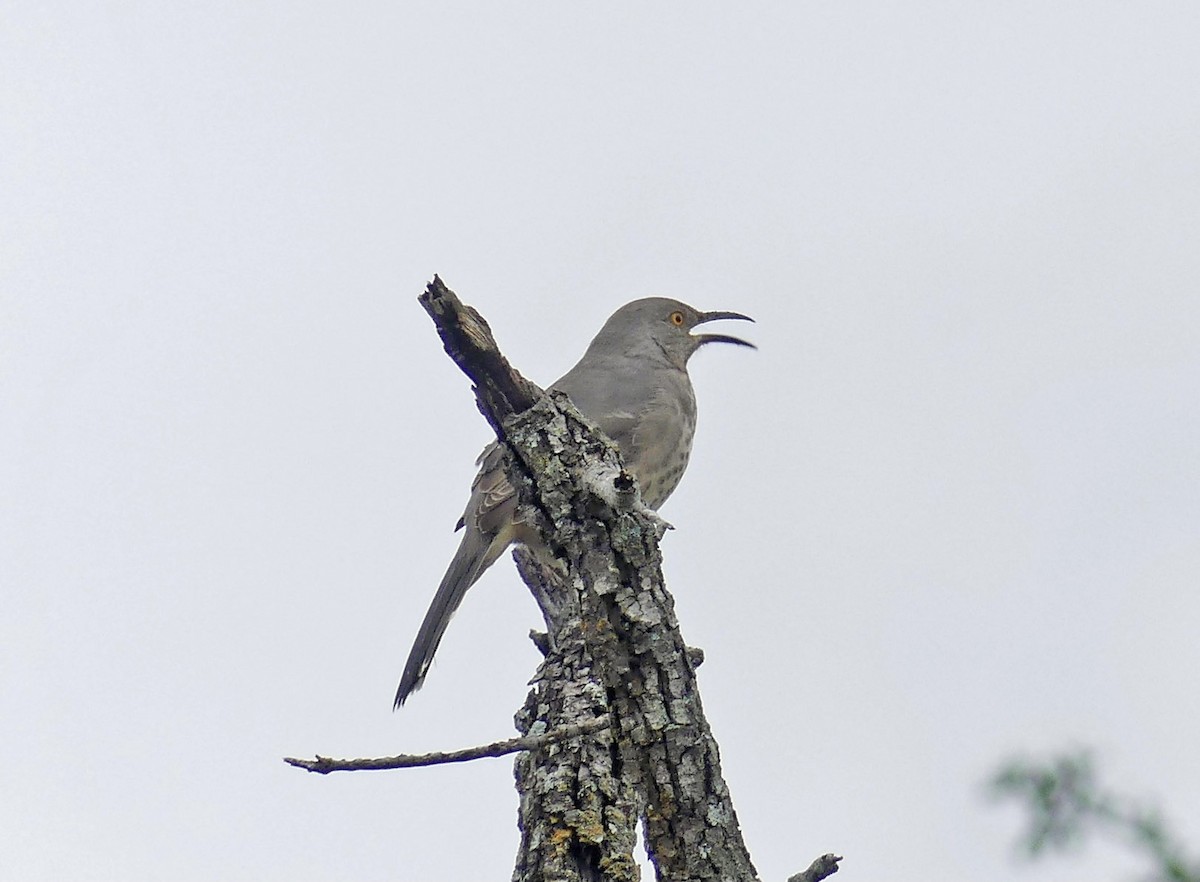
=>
[283,716,610,775]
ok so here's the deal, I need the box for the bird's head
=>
[590,297,756,369]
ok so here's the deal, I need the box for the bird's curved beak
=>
[692,310,756,349]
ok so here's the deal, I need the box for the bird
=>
[395,297,754,707]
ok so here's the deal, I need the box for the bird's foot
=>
[639,507,673,539]
[582,461,674,538]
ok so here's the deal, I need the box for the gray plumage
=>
[395,297,753,707]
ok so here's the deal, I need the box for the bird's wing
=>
[452,374,650,535]
[453,441,520,537]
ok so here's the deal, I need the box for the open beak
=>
[692,310,756,349]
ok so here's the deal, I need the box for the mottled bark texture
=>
[504,397,757,882]
[419,277,759,881]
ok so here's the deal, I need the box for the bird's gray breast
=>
[552,360,697,511]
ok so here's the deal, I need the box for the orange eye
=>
[669,311,685,326]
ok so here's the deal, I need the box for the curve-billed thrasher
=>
[395,297,753,707]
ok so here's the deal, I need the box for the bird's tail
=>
[394,526,498,708]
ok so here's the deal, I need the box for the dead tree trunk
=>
[495,391,757,881]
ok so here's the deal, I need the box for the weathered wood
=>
[501,393,758,881]
[417,275,542,436]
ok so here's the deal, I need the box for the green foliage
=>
[991,750,1198,882]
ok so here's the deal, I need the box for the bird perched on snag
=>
[395,297,754,707]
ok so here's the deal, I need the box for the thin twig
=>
[284,715,610,774]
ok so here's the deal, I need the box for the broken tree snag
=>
[417,275,542,437]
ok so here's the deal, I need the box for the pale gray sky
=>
[3,4,1198,881]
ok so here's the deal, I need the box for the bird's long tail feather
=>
[394,527,496,708]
